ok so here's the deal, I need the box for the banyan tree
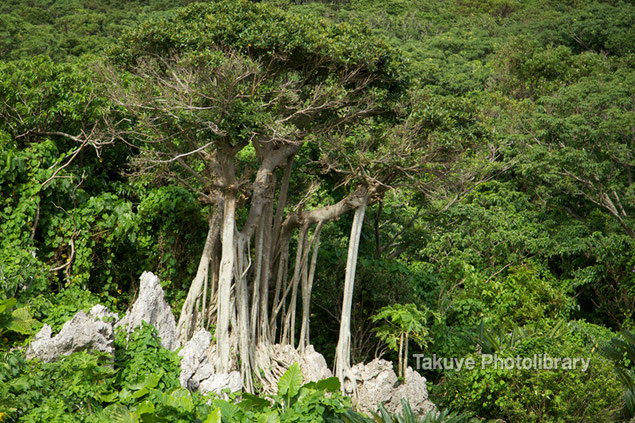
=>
[103,0,482,392]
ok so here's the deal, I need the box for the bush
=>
[436,320,623,422]
[0,325,357,422]
[451,262,571,330]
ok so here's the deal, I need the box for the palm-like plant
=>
[340,399,476,423]
[602,330,635,419]
[371,304,437,380]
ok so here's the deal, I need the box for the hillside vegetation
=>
[0,0,633,422]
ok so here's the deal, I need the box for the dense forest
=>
[0,0,633,422]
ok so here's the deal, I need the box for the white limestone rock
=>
[26,311,114,362]
[350,359,435,417]
[199,371,242,395]
[116,271,179,351]
[300,345,333,382]
[178,329,214,390]
[386,367,436,416]
[270,343,332,383]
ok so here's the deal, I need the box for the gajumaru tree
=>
[104,0,407,391]
[104,0,492,393]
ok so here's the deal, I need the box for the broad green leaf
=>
[166,388,194,413]
[239,392,270,410]
[202,408,221,423]
[312,377,340,393]
[98,404,139,423]
[0,298,17,314]
[134,400,155,415]
[97,391,119,403]
[277,363,303,398]
[257,412,281,423]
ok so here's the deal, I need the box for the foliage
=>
[372,304,436,379]
[0,350,115,422]
[436,320,623,422]
[0,324,188,422]
[113,323,182,394]
[234,363,350,422]
[457,262,572,329]
[341,400,476,423]
[602,330,635,419]
[0,342,356,423]
[0,298,39,339]
[0,0,193,62]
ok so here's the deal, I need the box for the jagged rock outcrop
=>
[387,367,435,416]
[26,308,115,362]
[116,271,180,351]
[349,358,435,417]
[270,344,333,383]
[199,371,242,395]
[178,329,215,391]
[300,345,333,382]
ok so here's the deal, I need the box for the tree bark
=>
[258,199,274,344]
[334,194,368,385]
[281,224,308,347]
[298,221,323,350]
[176,209,219,342]
[216,190,236,373]
[235,234,254,392]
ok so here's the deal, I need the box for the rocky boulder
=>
[26,308,115,362]
[271,344,333,383]
[116,271,179,351]
[387,367,435,416]
[300,345,333,382]
[199,371,242,395]
[350,358,435,417]
[178,329,215,391]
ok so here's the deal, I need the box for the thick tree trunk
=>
[216,190,236,373]
[334,194,368,386]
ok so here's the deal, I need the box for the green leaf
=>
[134,400,155,415]
[129,372,162,399]
[98,404,140,423]
[203,408,221,423]
[277,363,303,398]
[165,388,194,413]
[97,391,119,403]
[0,298,17,314]
[239,392,270,410]
[256,412,281,423]
[302,377,340,393]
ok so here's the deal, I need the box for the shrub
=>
[436,320,623,422]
